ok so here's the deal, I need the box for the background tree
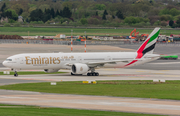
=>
[159,8,170,16]
[62,7,72,18]
[80,18,88,25]
[42,13,51,23]
[18,8,23,15]
[94,4,106,10]
[116,10,124,19]
[59,10,63,17]
[55,10,60,17]
[50,8,55,18]
[1,3,6,12]
[102,14,106,20]
[95,11,98,16]
[102,9,108,20]
[176,18,180,27]
[62,1,72,10]
[169,20,174,27]
[26,18,29,23]
[169,8,179,16]
[4,10,12,19]
[103,9,108,15]
[39,4,50,12]
[29,9,43,22]
[160,21,167,26]
[11,4,24,15]
[4,9,18,21]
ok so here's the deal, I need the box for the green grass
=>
[0,80,180,100]
[0,104,164,116]
[0,71,66,75]
[0,27,178,36]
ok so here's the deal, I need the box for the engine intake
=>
[72,63,89,74]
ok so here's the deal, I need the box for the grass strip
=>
[0,80,180,100]
[0,104,164,116]
[0,71,66,75]
[0,27,178,36]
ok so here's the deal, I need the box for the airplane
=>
[3,27,161,77]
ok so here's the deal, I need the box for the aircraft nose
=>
[2,61,7,67]
[2,61,10,67]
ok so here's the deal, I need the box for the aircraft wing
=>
[65,59,142,67]
[86,59,145,67]
[87,60,129,65]
[65,54,161,67]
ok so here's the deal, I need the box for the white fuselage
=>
[3,52,158,70]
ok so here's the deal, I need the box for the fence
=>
[0,39,180,46]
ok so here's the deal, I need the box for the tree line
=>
[29,7,72,23]
[1,0,180,27]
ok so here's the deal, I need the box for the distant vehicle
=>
[141,34,149,41]
[3,28,161,77]
[170,34,180,41]
[129,29,139,39]
[157,35,166,43]
[157,35,173,43]
[160,55,178,60]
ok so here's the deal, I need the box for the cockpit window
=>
[6,59,12,61]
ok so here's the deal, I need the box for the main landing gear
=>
[71,67,99,76]
[87,68,99,76]
[87,72,99,76]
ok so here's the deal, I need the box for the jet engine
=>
[72,63,89,74]
[44,69,59,73]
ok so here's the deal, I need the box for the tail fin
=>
[136,27,160,56]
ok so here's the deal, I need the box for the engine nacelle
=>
[44,69,59,73]
[72,63,89,74]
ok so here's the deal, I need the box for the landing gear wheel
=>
[13,70,18,77]
[87,73,90,76]
[87,73,92,76]
[14,73,18,77]
[87,72,99,76]
[92,73,96,76]
[95,73,99,76]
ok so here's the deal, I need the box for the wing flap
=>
[86,59,139,66]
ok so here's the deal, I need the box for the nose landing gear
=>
[11,69,18,77]
[14,71,18,77]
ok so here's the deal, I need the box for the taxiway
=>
[0,89,180,115]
